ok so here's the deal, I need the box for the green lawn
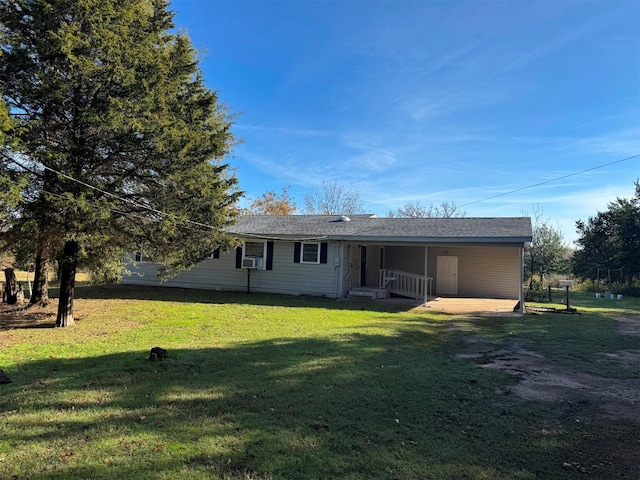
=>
[0,286,638,479]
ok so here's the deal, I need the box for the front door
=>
[360,246,367,286]
[437,256,458,295]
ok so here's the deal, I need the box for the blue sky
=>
[171,0,639,244]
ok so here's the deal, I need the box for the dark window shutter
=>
[235,246,243,268]
[266,241,274,270]
[320,242,328,264]
[293,242,301,263]
[213,248,220,259]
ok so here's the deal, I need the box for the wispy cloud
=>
[185,0,639,243]
[236,124,337,138]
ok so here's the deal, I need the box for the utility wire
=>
[0,171,172,230]
[39,163,218,230]
[458,153,640,208]
[4,163,324,242]
[7,158,220,230]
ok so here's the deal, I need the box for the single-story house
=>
[123,214,532,312]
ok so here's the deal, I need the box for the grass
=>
[0,286,638,479]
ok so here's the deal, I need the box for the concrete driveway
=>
[419,297,521,315]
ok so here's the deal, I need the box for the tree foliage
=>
[388,201,466,218]
[0,98,25,230]
[524,206,568,287]
[247,187,296,215]
[571,181,640,286]
[0,0,241,323]
[303,180,364,215]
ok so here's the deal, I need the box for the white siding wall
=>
[427,246,520,299]
[123,242,342,298]
[123,250,247,291]
[123,242,522,300]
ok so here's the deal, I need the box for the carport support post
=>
[519,247,525,313]
[423,246,428,306]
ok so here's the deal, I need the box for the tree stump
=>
[0,369,11,384]
[149,347,169,361]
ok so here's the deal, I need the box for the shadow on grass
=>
[3,328,633,480]
[72,284,422,313]
[0,305,56,331]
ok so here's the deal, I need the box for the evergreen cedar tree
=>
[0,0,241,326]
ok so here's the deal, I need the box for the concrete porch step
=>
[347,287,389,300]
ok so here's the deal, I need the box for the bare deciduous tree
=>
[388,201,466,218]
[304,181,364,215]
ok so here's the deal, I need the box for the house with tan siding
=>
[123,215,532,312]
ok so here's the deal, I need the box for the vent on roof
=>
[338,215,350,222]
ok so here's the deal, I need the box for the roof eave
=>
[325,235,532,243]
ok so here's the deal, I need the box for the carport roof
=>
[227,215,532,244]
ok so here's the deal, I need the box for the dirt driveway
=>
[457,315,640,476]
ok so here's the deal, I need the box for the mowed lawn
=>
[0,286,638,480]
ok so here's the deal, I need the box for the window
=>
[236,241,273,270]
[244,241,266,258]
[242,241,266,269]
[301,242,320,264]
[294,242,328,264]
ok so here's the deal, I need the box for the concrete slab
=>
[342,295,522,316]
[418,297,521,316]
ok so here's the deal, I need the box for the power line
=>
[458,153,640,208]
[40,163,219,230]
[0,168,172,229]
[7,158,221,231]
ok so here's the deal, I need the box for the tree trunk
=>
[529,255,534,291]
[56,240,79,328]
[3,268,19,304]
[30,234,51,305]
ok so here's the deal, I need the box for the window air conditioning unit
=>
[242,257,262,269]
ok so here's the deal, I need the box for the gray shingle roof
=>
[227,215,532,243]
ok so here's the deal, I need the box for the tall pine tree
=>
[0,0,241,325]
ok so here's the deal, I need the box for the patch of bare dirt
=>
[0,304,56,348]
[455,315,640,421]
[476,344,640,420]
[455,316,640,477]
[615,315,640,337]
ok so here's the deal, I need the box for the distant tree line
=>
[245,182,466,219]
[571,181,639,293]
